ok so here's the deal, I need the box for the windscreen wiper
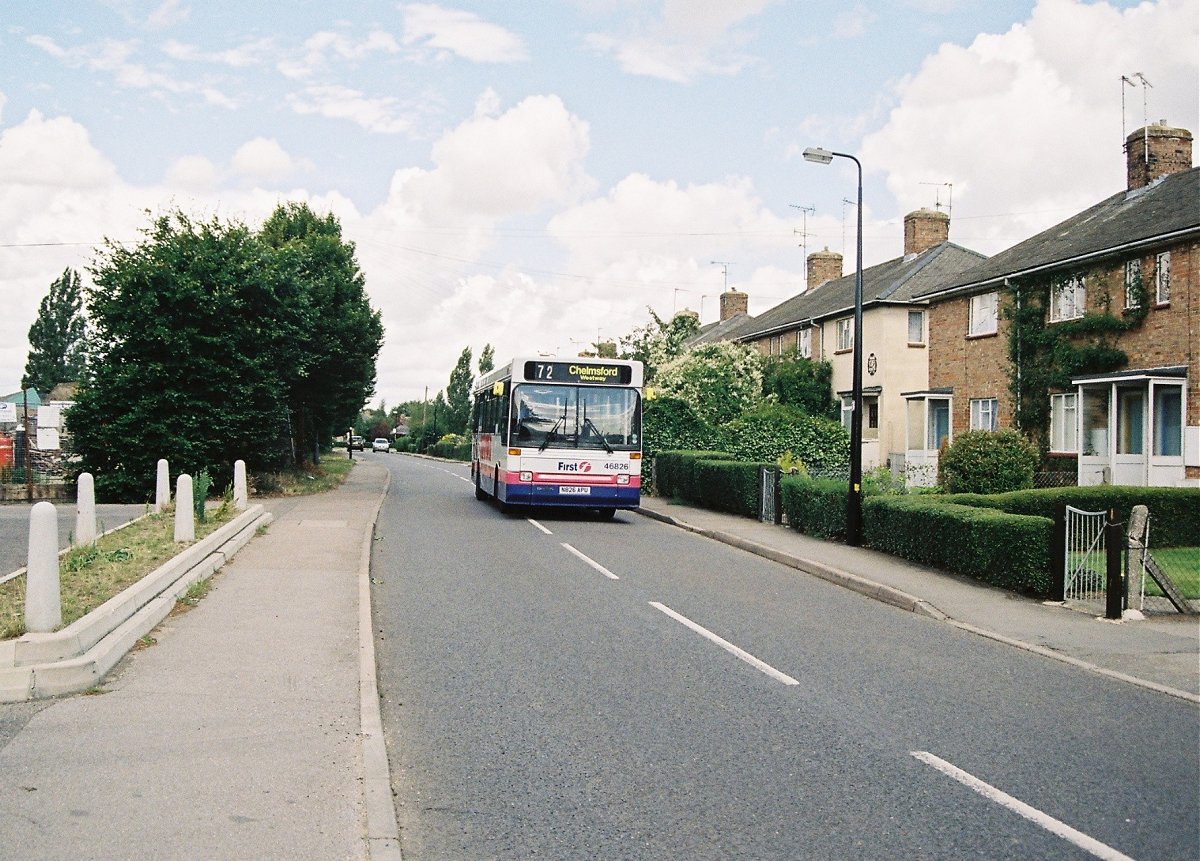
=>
[538,416,565,452]
[582,417,613,454]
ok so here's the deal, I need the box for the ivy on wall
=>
[1003,266,1148,450]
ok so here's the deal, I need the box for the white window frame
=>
[1155,251,1171,304]
[798,327,812,359]
[1050,275,1086,322]
[969,398,998,432]
[908,310,925,345]
[968,291,998,337]
[1124,259,1142,309]
[1049,392,1077,453]
[836,317,853,352]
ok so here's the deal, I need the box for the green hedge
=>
[940,486,1200,547]
[863,496,1054,596]
[429,440,471,460]
[654,450,731,501]
[781,475,849,539]
[654,450,770,518]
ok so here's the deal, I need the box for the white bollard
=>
[174,473,194,543]
[233,459,248,510]
[155,459,170,513]
[26,501,62,633]
[75,472,97,546]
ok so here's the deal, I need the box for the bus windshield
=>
[511,384,640,451]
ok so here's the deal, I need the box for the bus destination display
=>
[523,361,632,385]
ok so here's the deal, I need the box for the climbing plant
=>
[1004,265,1148,450]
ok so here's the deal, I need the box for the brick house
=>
[913,122,1198,488]
[700,210,986,474]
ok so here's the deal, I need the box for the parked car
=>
[348,435,366,451]
[372,437,390,453]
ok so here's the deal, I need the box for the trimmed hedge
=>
[654,450,770,518]
[863,495,1054,596]
[781,475,849,540]
[430,440,471,460]
[940,486,1200,548]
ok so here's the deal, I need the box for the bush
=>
[654,341,764,427]
[942,485,1200,548]
[719,404,849,475]
[690,458,775,517]
[938,429,1038,494]
[653,450,732,501]
[781,475,850,539]
[642,397,717,460]
[429,433,470,460]
[863,495,1054,596]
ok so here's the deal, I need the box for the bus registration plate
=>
[558,486,591,495]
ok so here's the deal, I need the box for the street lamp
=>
[803,146,864,546]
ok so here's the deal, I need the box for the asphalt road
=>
[371,455,1200,861]
[0,502,148,576]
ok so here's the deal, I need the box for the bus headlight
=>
[616,475,630,485]
[519,471,532,482]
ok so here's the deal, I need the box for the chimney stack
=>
[719,289,748,322]
[806,247,842,290]
[1126,122,1193,190]
[903,209,949,257]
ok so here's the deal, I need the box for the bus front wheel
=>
[475,469,487,501]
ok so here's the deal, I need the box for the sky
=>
[1,0,1197,408]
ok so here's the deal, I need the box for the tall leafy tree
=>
[70,213,292,499]
[23,267,87,395]
[618,308,699,382]
[259,202,384,463]
[446,346,473,433]
[478,343,494,375]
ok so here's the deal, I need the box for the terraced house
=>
[692,210,986,477]
[914,122,1198,488]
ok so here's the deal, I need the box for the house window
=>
[1050,393,1077,453]
[836,317,853,352]
[908,310,925,345]
[865,398,879,441]
[1152,385,1182,457]
[1050,275,1086,322]
[798,327,811,359]
[840,396,853,433]
[1124,260,1142,309]
[968,292,997,336]
[970,398,998,432]
[1155,252,1171,304]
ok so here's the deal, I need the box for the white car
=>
[372,438,391,453]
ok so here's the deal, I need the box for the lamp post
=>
[803,146,864,546]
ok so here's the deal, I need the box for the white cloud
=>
[384,93,593,219]
[161,37,274,67]
[232,138,311,183]
[0,91,6,124]
[145,0,191,31]
[277,29,401,79]
[401,4,528,63]
[286,84,418,134]
[164,154,219,190]
[587,0,777,82]
[859,0,1199,254]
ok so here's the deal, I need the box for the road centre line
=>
[561,543,619,580]
[649,602,800,686]
[911,751,1136,861]
[528,519,553,535]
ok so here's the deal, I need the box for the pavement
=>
[1,458,1195,860]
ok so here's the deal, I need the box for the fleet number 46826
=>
[604,462,630,471]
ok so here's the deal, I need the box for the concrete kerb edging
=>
[635,506,947,622]
[0,505,271,703]
[358,467,402,861]
[635,506,1200,705]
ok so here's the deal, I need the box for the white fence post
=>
[26,501,62,633]
[75,472,97,546]
[155,459,170,513]
[174,473,194,543]
[233,459,248,510]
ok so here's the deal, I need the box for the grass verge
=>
[0,503,235,641]
[250,455,354,496]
